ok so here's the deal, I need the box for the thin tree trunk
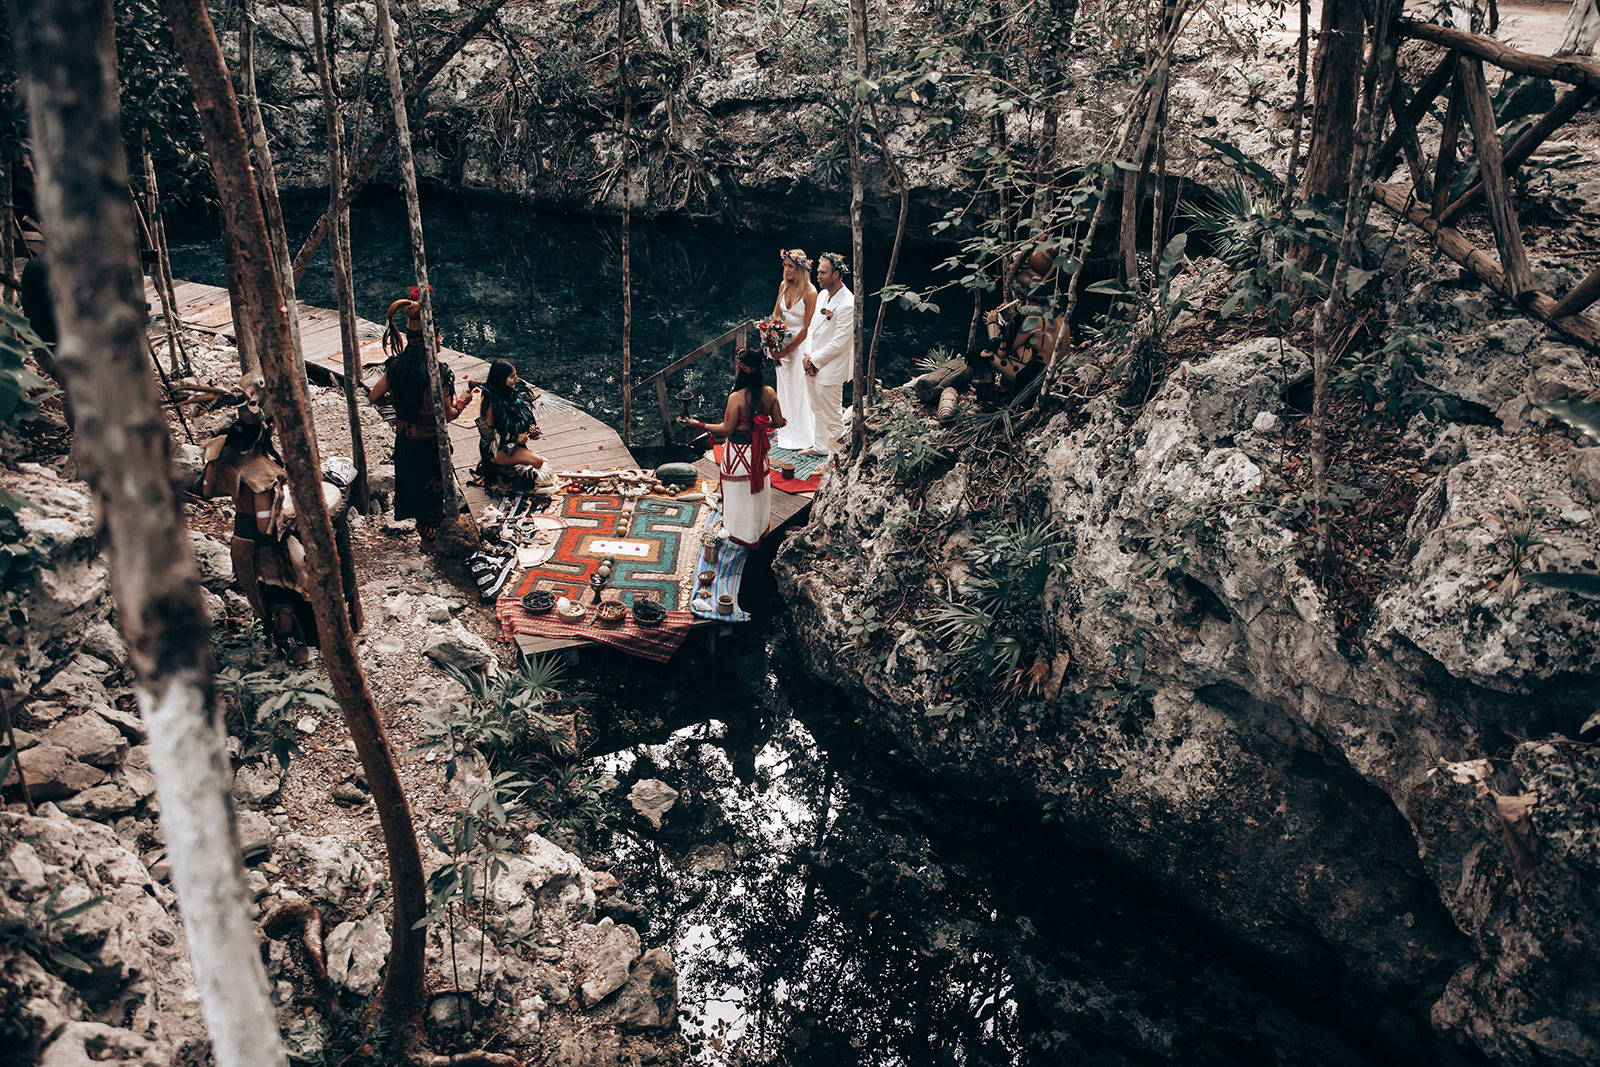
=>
[240,0,306,377]
[618,0,633,445]
[375,0,459,524]
[292,0,514,283]
[1312,0,1397,568]
[0,149,12,275]
[847,0,868,458]
[311,0,371,512]
[1283,0,1311,206]
[155,0,429,1031]
[140,146,188,380]
[11,1,285,1063]
[1118,42,1173,289]
[866,97,908,401]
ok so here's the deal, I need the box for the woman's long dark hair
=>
[734,347,764,416]
[485,359,515,394]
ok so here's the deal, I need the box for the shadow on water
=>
[577,623,1444,1067]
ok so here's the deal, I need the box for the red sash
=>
[750,415,772,492]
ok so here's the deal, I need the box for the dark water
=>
[165,191,963,440]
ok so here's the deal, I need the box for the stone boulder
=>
[603,949,679,1032]
[4,746,107,801]
[325,914,391,997]
[572,918,642,1008]
[423,621,496,673]
[276,833,377,905]
[42,713,128,768]
[627,779,679,830]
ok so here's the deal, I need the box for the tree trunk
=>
[866,96,908,400]
[0,148,12,275]
[375,0,459,524]
[155,0,430,1031]
[1303,0,1367,206]
[311,0,371,512]
[291,0,514,283]
[141,146,190,379]
[240,0,305,377]
[10,1,286,1064]
[618,0,633,445]
[1558,0,1600,55]
[1283,0,1311,205]
[1311,0,1398,568]
[846,0,868,458]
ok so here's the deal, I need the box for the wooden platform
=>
[144,277,812,661]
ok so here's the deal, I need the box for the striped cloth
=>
[688,511,751,623]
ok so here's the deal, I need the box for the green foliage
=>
[922,516,1070,688]
[292,1013,398,1067]
[844,604,885,644]
[1083,233,1194,404]
[1333,327,1456,423]
[412,658,607,848]
[0,302,58,429]
[0,880,107,977]
[213,625,339,768]
[875,400,950,480]
[1185,138,1343,324]
[0,491,51,612]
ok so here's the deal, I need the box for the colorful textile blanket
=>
[688,514,752,623]
[494,488,713,662]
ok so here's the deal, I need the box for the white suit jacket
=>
[808,284,855,387]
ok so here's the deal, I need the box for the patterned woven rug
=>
[494,488,714,662]
[709,440,824,494]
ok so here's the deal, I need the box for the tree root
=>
[259,898,334,1000]
[415,1053,522,1067]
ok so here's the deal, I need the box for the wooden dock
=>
[143,278,812,660]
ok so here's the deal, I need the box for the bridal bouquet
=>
[756,318,790,357]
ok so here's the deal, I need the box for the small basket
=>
[521,590,554,615]
[631,598,666,628]
[595,601,627,627]
[556,602,586,622]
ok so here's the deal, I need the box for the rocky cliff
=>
[774,249,1600,1063]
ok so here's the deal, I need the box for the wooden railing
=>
[1371,21,1600,349]
[635,319,752,444]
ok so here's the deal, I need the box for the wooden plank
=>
[1432,74,1465,218]
[1549,264,1600,320]
[1457,58,1536,299]
[1440,86,1597,223]
[1372,182,1600,349]
[1399,20,1600,93]
[635,320,751,387]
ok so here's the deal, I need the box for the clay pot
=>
[716,593,735,615]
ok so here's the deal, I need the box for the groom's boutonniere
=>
[819,307,834,321]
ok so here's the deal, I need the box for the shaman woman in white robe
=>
[680,347,787,547]
[770,249,816,450]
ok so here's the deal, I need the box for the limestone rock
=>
[325,914,391,997]
[628,778,679,830]
[423,621,495,673]
[276,832,377,904]
[491,832,596,923]
[57,766,155,820]
[188,530,235,591]
[169,442,206,494]
[39,1021,159,1067]
[573,918,642,1008]
[42,713,128,767]
[232,761,284,806]
[1180,338,1307,444]
[5,745,107,800]
[91,701,148,743]
[604,949,680,1032]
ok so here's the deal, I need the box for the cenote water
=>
[169,195,1391,1064]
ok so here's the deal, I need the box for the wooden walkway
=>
[143,277,813,660]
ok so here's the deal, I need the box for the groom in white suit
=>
[802,252,854,457]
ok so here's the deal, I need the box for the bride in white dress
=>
[770,249,816,451]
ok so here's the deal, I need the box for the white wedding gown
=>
[772,289,815,451]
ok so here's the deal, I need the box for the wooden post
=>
[12,0,287,1062]
[155,0,430,1031]
[1387,83,1431,203]
[656,375,673,445]
[375,0,460,522]
[1372,182,1600,347]
[1432,73,1464,218]
[1398,19,1600,91]
[1441,86,1596,223]
[1374,53,1454,179]
[1550,264,1600,320]
[618,0,633,445]
[142,146,192,377]
[310,0,371,512]
[1457,57,1535,298]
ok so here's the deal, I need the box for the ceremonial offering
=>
[521,590,554,615]
[632,598,666,627]
[596,601,627,627]
[716,593,736,615]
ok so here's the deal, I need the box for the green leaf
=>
[1344,267,1379,296]
[1157,233,1189,282]
[49,895,107,923]
[48,947,94,973]
[1197,136,1282,197]
[1085,279,1131,296]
